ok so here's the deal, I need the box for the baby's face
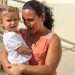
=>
[2,12,19,32]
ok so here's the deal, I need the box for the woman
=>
[0,0,62,75]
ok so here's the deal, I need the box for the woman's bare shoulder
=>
[49,32,61,42]
[45,32,62,69]
[45,32,61,45]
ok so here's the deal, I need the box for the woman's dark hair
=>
[22,0,54,30]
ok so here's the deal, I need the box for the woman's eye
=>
[22,17,34,22]
[27,18,34,22]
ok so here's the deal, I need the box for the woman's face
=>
[22,9,44,34]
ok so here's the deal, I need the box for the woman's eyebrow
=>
[22,17,34,21]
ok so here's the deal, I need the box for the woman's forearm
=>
[0,49,9,65]
[22,65,52,75]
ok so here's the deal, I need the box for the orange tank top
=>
[30,32,57,75]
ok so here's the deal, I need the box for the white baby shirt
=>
[3,32,32,64]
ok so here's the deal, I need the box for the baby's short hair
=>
[0,5,19,24]
[0,5,6,24]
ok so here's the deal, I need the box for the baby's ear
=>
[0,17,2,24]
[0,26,4,34]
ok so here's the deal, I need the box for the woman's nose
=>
[24,21,32,27]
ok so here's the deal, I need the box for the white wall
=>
[50,4,75,43]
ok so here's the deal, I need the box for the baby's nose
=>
[11,20,15,24]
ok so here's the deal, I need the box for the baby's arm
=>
[16,47,32,54]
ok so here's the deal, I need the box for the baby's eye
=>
[7,19,12,22]
[14,18,18,21]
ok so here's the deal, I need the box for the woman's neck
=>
[32,27,50,37]
[29,27,50,44]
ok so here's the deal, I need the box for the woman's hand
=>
[8,65,21,75]
[4,64,25,75]
[3,63,12,75]
[3,64,22,75]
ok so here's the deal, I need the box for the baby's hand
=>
[16,47,32,54]
[22,48,32,54]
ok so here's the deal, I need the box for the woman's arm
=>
[0,48,11,73]
[0,49,22,75]
[0,48,9,65]
[16,34,62,75]
[0,49,18,75]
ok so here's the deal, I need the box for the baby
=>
[0,6,32,65]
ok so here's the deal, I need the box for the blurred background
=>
[0,0,75,75]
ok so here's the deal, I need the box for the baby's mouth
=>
[10,26,17,28]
